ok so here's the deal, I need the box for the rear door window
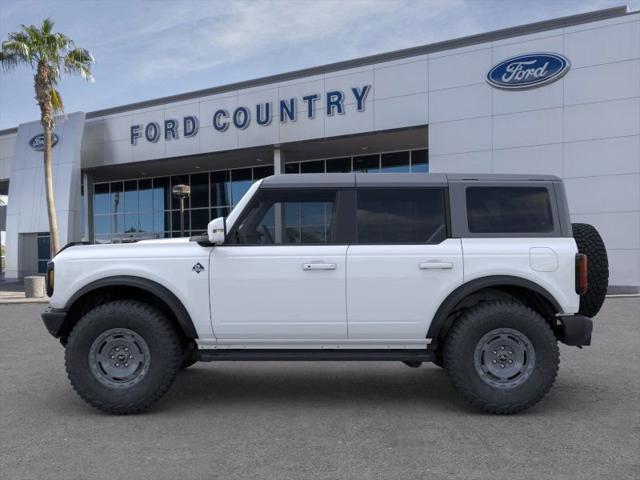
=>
[356,188,447,244]
[466,187,553,233]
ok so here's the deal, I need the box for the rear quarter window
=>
[466,186,554,233]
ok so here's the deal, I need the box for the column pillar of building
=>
[273,146,285,175]
[82,172,94,242]
[273,146,285,242]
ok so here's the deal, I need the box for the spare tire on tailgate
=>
[572,223,609,317]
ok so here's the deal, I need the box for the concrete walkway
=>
[0,282,49,304]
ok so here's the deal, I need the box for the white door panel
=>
[210,245,348,339]
[346,239,464,339]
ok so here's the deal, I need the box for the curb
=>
[0,298,50,305]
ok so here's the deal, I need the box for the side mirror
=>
[207,216,226,245]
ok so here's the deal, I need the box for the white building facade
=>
[0,6,638,292]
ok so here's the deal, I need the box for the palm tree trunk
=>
[43,123,61,255]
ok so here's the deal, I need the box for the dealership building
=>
[0,6,638,292]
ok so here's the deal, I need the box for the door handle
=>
[302,263,337,271]
[419,261,454,270]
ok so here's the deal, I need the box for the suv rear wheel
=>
[444,301,559,414]
[65,300,182,414]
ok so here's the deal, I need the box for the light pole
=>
[172,184,191,237]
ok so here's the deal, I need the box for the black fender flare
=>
[65,275,198,338]
[426,275,562,345]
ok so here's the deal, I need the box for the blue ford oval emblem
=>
[29,133,59,151]
[487,53,570,90]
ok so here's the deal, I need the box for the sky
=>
[0,0,636,130]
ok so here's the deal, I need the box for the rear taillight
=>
[46,261,54,297]
[575,253,588,295]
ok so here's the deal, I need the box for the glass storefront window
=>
[110,182,123,216]
[411,149,429,173]
[171,175,190,209]
[354,154,380,173]
[253,165,273,179]
[381,151,410,173]
[37,232,50,274]
[153,177,170,211]
[326,157,351,173]
[300,160,324,173]
[211,170,230,208]
[284,163,300,174]
[124,180,138,213]
[190,208,210,233]
[94,183,110,214]
[190,173,209,208]
[91,154,427,245]
[230,168,252,204]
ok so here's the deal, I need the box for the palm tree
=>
[0,18,94,255]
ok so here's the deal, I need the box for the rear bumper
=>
[558,314,593,346]
[41,307,68,338]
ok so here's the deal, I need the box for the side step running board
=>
[195,349,435,362]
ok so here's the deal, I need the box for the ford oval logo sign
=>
[487,53,570,90]
[29,133,59,151]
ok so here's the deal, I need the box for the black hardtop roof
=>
[259,173,561,188]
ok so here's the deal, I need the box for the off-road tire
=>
[65,300,182,414]
[572,223,609,317]
[444,301,559,414]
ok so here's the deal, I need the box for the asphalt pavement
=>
[1,298,638,480]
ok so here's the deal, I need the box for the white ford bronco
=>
[42,173,609,414]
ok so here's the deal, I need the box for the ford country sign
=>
[29,133,59,151]
[487,53,570,90]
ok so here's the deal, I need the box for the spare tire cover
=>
[572,223,609,317]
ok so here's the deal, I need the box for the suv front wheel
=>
[444,301,559,414]
[65,300,182,414]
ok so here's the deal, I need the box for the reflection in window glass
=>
[124,180,138,213]
[381,151,410,173]
[354,154,380,173]
[230,168,252,204]
[113,214,124,234]
[139,179,153,212]
[357,189,446,244]
[110,182,123,216]
[411,149,429,173]
[94,183,110,214]
[139,212,153,232]
[153,177,170,211]
[124,213,139,233]
[211,171,230,207]
[153,212,168,232]
[94,215,110,236]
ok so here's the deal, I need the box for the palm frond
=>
[64,47,94,81]
[41,18,54,35]
[50,88,64,113]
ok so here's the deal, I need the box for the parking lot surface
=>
[1,298,639,480]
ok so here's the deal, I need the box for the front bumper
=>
[41,307,68,338]
[558,314,593,346]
